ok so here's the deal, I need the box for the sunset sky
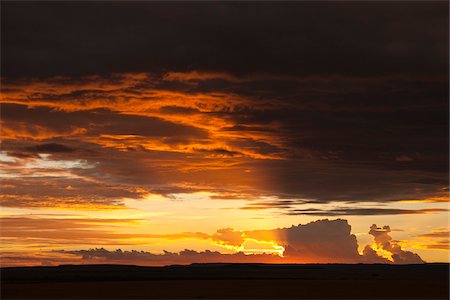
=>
[1,2,449,266]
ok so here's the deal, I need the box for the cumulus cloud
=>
[361,245,391,264]
[244,219,361,263]
[362,224,424,264]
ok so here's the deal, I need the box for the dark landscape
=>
[1,263,449,299]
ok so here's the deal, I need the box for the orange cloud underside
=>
[1,74,284,159]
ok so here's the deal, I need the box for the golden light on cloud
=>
[369,243,394,262]
[398,196,449,203]
[241,239,285,257]
[0,73,285,163]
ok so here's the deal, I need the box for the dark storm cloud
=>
[219,103,448,169]
[1,2,448,78]
[246,159,448,203]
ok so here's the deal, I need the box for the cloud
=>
[1,103,209,142]
[244,219,361,263]
[25,143,75,153]
[2,3,447,78]
[287,208,448,216]
[361,246,392,264]
[59,248,284,266]
[0,176,148,210]
[0,216,210,248]
[414,230,450,250]
[0,217,143,246]
[417,231,450,239]
[211,220,425,264]
[193,148,244,159]
[364,224,424,264]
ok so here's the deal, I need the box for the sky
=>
[0,1,449,266]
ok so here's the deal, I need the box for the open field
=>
[1,263,449,299]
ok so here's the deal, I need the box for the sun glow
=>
[241,239,285,257]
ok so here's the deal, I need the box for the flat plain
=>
[1,263,449,299]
